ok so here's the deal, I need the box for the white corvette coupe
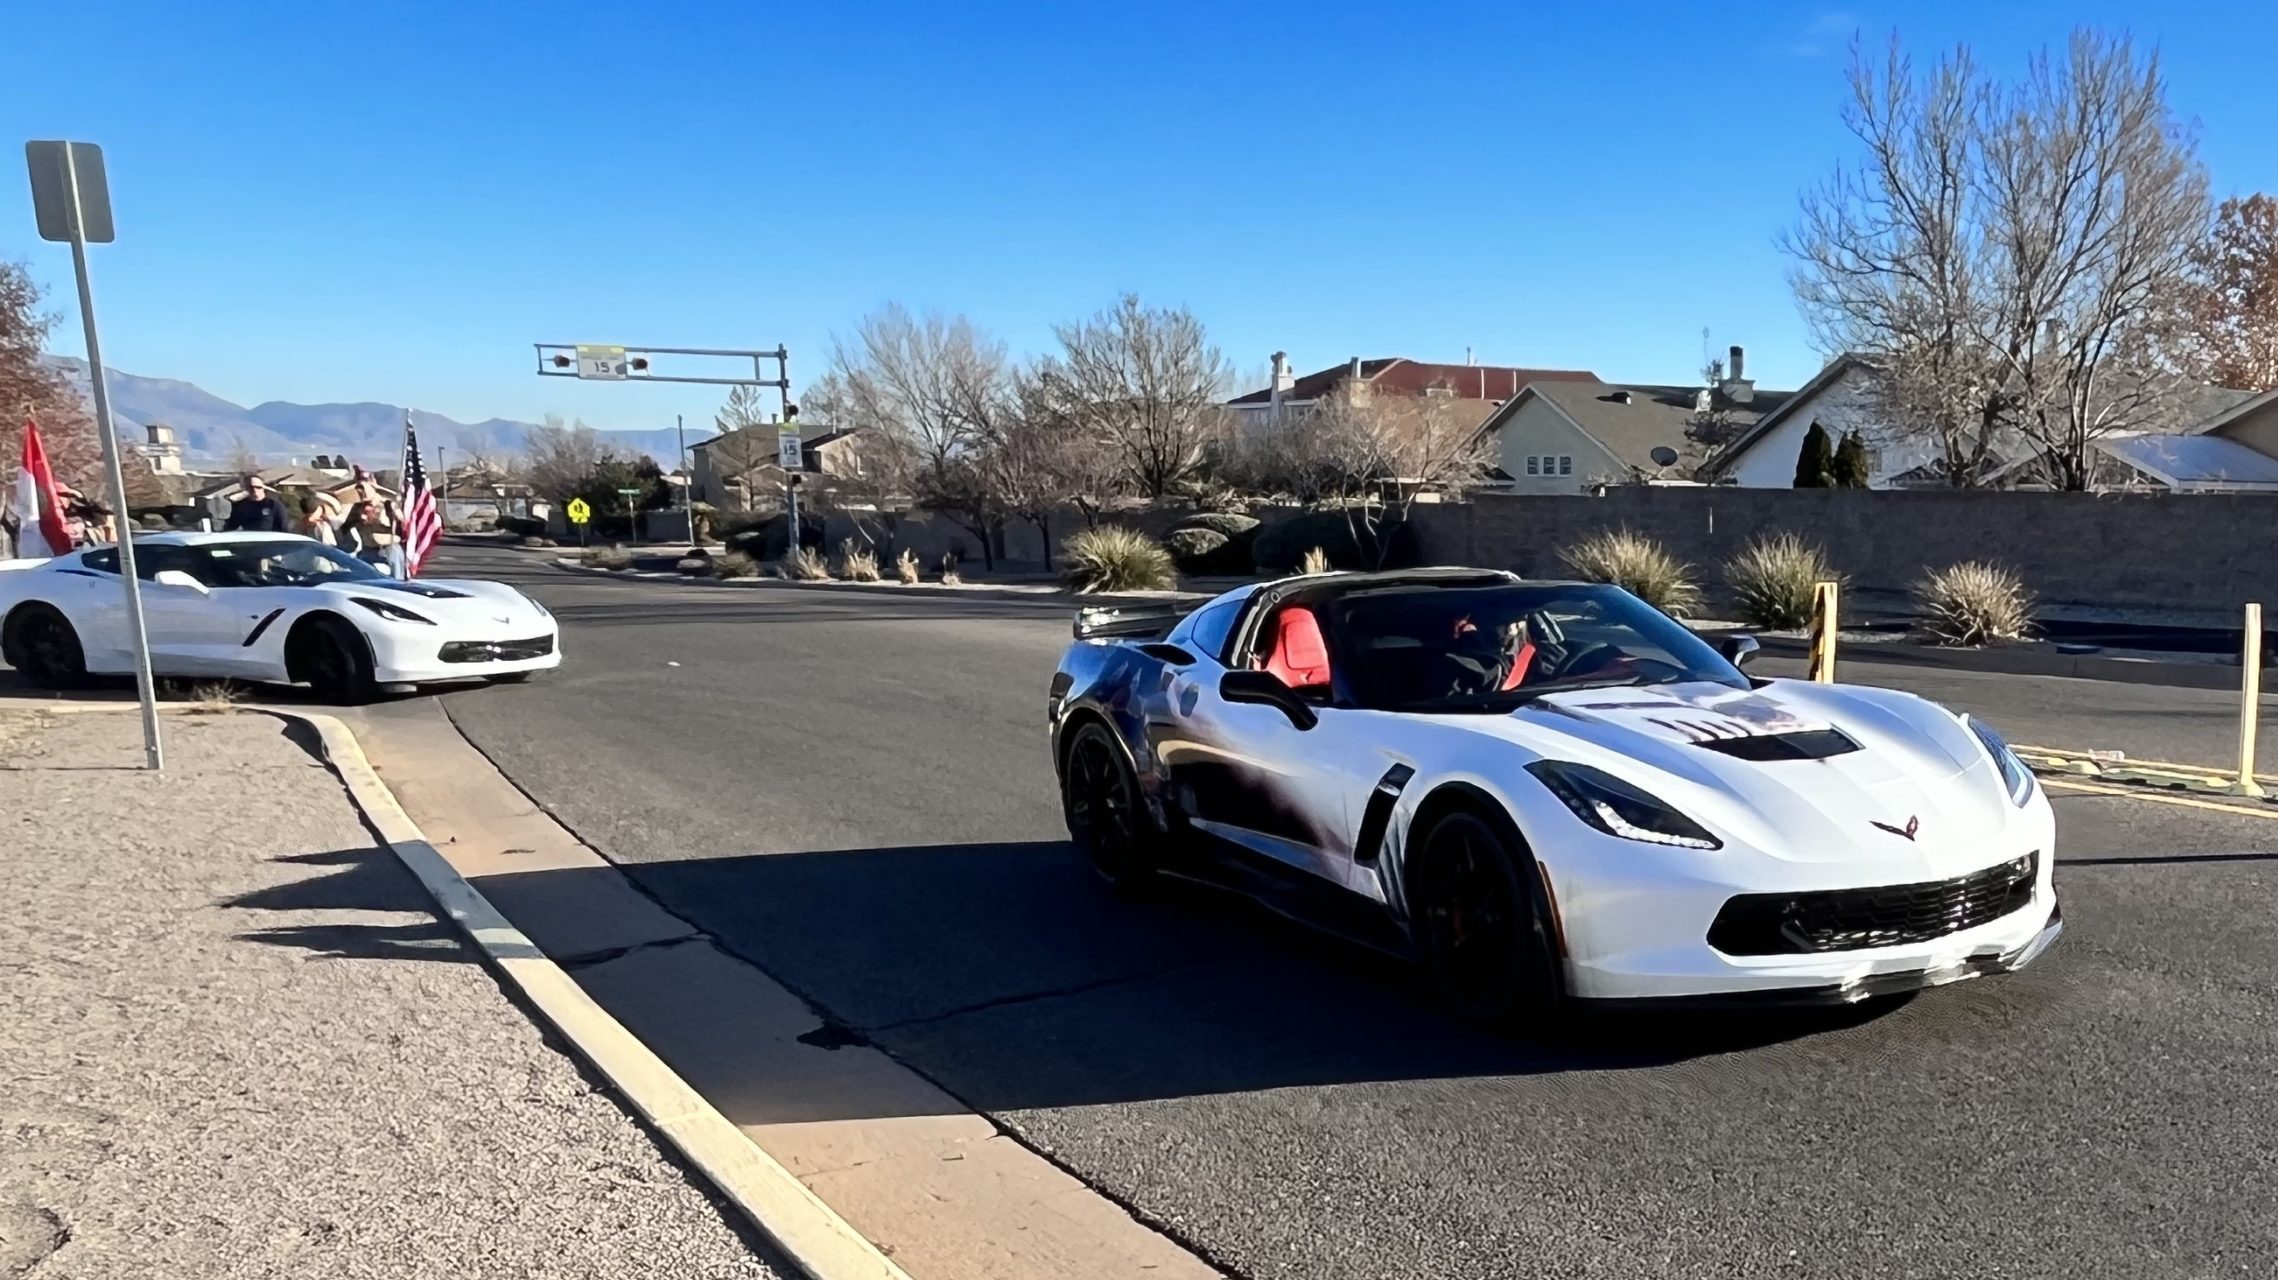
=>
[1050,568,2060,1019]
[1,532,560,702]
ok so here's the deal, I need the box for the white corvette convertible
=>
[1,532,560,701]
[1049,568,2060,1019]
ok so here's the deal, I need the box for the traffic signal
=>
[550,353,572,369]
[629,356,650,373]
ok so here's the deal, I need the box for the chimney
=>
[1269,351,1294,394]
[1465,345,1475,366]
[1349,355,1362,382]
[1720,344,1756,406]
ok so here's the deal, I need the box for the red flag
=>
[11,416,74,558]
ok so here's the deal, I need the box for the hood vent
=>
[1694,728,1861,762]
[363,580,471,600]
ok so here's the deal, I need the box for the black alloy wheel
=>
[289,618,376,704]
[1061,721,1156,892]
[6,606,87,688]
[1411,808,1557,1026]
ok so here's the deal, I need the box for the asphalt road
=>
[18,544,2270,1278]
[395,544,2278,1280]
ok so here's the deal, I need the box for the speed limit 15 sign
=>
[574,344,629,380]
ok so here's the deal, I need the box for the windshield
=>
[172,540,387,588]
[1325,583,1747,712]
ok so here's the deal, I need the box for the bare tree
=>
[2181,192,2278,391]
[831,304,1004,475]
[1784,31,2208,490]
[225,436,260,475]
[0,260,103,491]
[522,414,625,502]
[1028,294,1229,498]
[1223,385,1492,564]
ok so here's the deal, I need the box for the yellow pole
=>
[1808,580,1840,683]
[2237,602,2266,799]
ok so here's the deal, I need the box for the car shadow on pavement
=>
[484,840,1897,1119]
[225,847,467,963]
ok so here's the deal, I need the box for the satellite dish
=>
[1649,446,1680,468]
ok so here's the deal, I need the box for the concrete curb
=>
[548,556,1212,608]
[32,703,912,1280]
[1751,631,2258,692]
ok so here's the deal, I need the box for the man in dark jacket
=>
[223,475,291,532]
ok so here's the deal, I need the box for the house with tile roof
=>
[1226,352,1599,434]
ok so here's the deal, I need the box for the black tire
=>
[287,616,376,704]
[1409,807,1562,1027]
[4,604,88,689]
[1060,720,1159,893]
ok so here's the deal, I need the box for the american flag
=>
[396,416,443,576]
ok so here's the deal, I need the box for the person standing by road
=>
[223,475,291,532]
[303,488,346,545]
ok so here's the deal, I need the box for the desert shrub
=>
[689,501,719,546]
[1724,532,1842,630]
[1915,562,2034,646]
[138,512,169,531]
[1063,525,1178,594]
[938,551,962,585]
[1172,511,1260,540]
[1561,528,1701,617]
[896,548,922,584]
[710,551,759,579]
[1299,546,1331,576]
[1253,509,1412,573]
[498,514,547,538]
[835,538,881,582]
[587,545,635,571]
[778,546,830,581]
[520,534,555,548]
[674,551,711,576]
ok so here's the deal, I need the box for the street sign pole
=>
[28,141,160,769]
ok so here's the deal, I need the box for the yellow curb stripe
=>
[287,708,912,1280]
[2016,743,2278,786]
[2042,775,2278,819]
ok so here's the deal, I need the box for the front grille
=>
[1707,852,2039,955]
[439,634,554,663]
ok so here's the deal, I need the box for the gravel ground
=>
[0,709,781,1280]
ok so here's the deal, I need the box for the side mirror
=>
[1219,669,1319,730]
[152,569,208,593]
[1718,633,1761,668]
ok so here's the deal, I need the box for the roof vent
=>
[1610,390,1634,405]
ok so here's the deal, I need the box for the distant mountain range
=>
[49,357,687,467]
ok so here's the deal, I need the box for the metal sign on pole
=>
[573,344,631,380]
[26,140,161,769]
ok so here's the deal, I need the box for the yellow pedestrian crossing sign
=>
[565,498,592,525]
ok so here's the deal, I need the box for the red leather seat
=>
[1259,607,1332,691]
[1499,641,1538,691]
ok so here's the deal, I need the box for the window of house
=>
[1558,456,1573,476]
[1525,456,1540,475]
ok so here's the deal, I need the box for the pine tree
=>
[1831,431,1871,488]
[1793,421,1835,488]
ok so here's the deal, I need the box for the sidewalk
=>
[0,709,782,1279]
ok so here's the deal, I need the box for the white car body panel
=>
[0,534,560,689]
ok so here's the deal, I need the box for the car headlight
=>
[1525,761,1722,850]
[351,597,436,625]
[1966,716,2035,807]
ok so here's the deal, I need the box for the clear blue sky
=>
[8,0,2277,433]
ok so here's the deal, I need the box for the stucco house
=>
[690,425,882,510]
[1474,351,1794,494]
[1707,355,2274,491]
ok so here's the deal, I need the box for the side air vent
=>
[1695,729,1861,762]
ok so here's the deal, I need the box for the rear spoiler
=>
[1072,601,1196,641]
